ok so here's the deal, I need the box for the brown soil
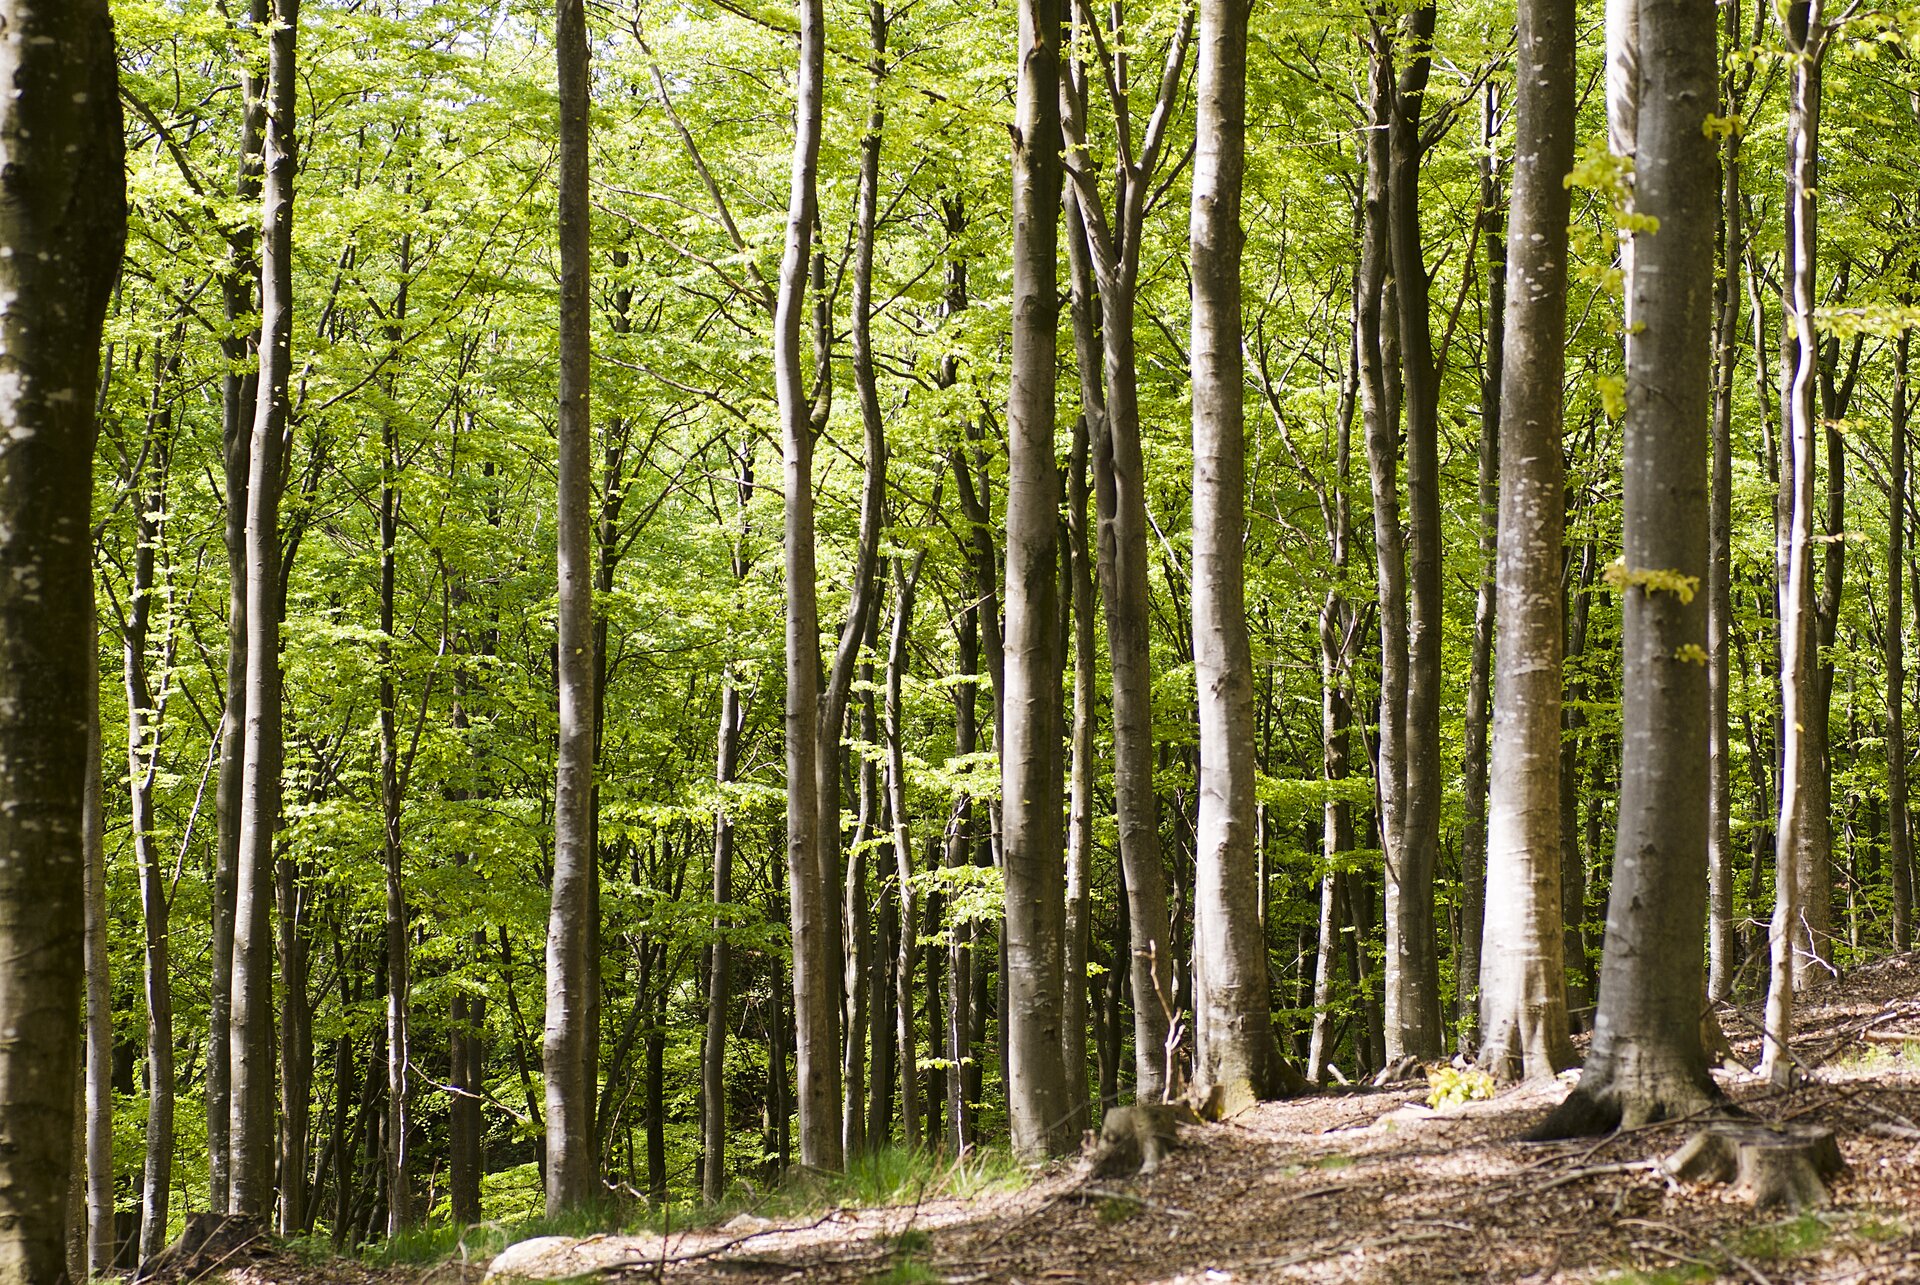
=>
[217,955,1920,1284]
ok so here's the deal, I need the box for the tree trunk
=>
[1384,3,1445,1061]
[0,2,123,1273]
[1057,10,1191,1101]
[210,1,267,1212]
[83,646,112,1277]
[1003,0,1071,1158]
[888,555,927,1148]
[705,449,752,1201]
[1531,0,1722,1135]
[1706,0,1745,1002]
[546,0,598,1213]
[1763,0,1827,1085]
[1189,0,1275,1111]
[230,0,298,1217]
[776,0,851,1167]
[379,312,412,1233]
[1891,327,1913,953]
[1063,412,1096,1135]
[1458,85,1502,1054]
[126,432,175,1263]
[1478,0,1577,1082]
[1357,28,1413,1070]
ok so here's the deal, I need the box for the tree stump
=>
[1663,1124,1847,1212]
[1080,1103,1198,1178]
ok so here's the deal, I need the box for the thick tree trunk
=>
[1478,0,1577,1083]
[230,0,298,1217]
[1003,0,1071,1159]
[546,0,598,1213]
[1532,0,1722,1135]
[0,2,124,1274]
[1189,0,1275,1111]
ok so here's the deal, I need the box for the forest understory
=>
[147,954,1920,1285]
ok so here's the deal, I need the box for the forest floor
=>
[203,954,1920,1285]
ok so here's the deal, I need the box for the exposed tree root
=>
[1524,1072,1726,1141]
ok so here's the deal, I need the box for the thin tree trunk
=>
[1458,85,1503,1052]
[83,644,113,1277]
[1763,0,1827,1085]
[546,0,598,1213]
[1384,3,1445,1061]
[127,429,175,1262]
[1891,327,1913,953]
[210,2,268,1210]
[845,635,877,1157]
[230,0,298,1217]
[1190,0,1276,1110]
[1532,0,1722,1135]
[1357,29,1412,1071]
[887,554,927,1147]
[704,449,752,1201]
[1478,0,1577,1082]
[1706,0,1744,1000]
[776,0,848,1166]
[1057,10,1191,1100]
[1063,414,1096,1134]
[1003,0,1071,1158]
[379,292,412,1233]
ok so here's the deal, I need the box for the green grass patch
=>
[1732,1213,1830,1262]
[1600,1266,1714,1285]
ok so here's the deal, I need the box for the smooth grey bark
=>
[845,637,878,1157]
[1357,30,1414,1065]
[1359,30,1420,1067]
[210,0,266,1210]
[1531,0,1723,1136]
[82,648,110,1277]
[1459,85,1503,1053]
[886,553,927,1148]
[1189,0,1275,1111]
[0,1,124,1276]
[776,0,845,1170]
[378,259,413,1234]
[1057,1,1190,1101]
[1383,2,1445,1061]
[545,0,598,1213]
[705,445,751,1201]
[1003,0,1071,1159]
[125,430,174,1262]
[1706,0,1745,999]
[229,0,297,1218]
[1763,0,1829,1084]
[1892,328,1913,953]
[1477,0,1577,1083]
[1063,411,1095,1136]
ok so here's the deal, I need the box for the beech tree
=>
[1477,0,1577,1082]
[545,0,598,1212]
[1533,0,1722,1136]
[0,0,125,1277]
